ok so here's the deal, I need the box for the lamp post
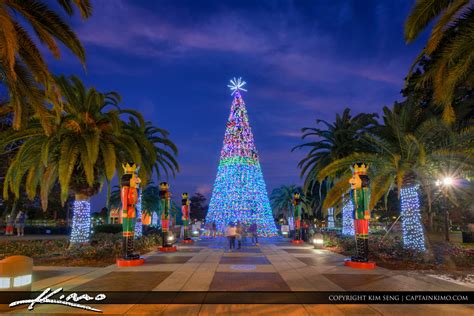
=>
[436,177,454,242]
[312,233,324,249]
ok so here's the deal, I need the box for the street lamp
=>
[312,233,324,249]
[436,176,455,242]
[443,177,454,186]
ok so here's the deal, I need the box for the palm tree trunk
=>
[134,191,143,238]
[399,183,426,251]
[429,211,434,232]
[69,193,92,245]
[106,180,111,224]
[342,194,355,236]
[9,199,19,222]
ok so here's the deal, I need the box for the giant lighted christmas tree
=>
[206,78,278,236]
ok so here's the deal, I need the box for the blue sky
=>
[47,0,426,210]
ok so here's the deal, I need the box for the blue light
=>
[400,185,426,251]
[342,194,355,236]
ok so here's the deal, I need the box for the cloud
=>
[76,1,407,89]
[195,184,212,196]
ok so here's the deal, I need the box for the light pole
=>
[435,177,454,242]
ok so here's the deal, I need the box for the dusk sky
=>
[48,0,427,210]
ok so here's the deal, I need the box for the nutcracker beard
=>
[352,219,369,262]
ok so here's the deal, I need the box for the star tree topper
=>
[227,77,247,95]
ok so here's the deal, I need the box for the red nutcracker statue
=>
[181,193,193,243]
[159,182,177,252]
[344,162,376,269]
[117,162,144,266]
[291,193,304,244]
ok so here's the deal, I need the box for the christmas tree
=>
[206,78,278,236]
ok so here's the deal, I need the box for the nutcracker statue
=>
[159,182,177,251]
[291,193,304,244]
[345,162,376,269]
[181,193,193,243]
[117,162,144,266]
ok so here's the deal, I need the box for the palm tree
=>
[124,119,179,183]
[107,119,179,231]
[0,0,92,131]
[270,185,310,222]
[1,75,150,244]
[317,102,474,251]
[404,0,473,123]
[292,108,379,210]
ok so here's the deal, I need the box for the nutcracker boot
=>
[362,237,369,262]
[122,237,128,259]
[353,236,369,262]
[126,235,140,259]
[352,236,361,262]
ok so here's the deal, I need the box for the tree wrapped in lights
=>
[206,78,277,236]
[151,212,158,226]
[134,190,143,238]
[327,207,335,229]
[342,194,355,236]
[70,200,91,243]
[400,185,426,251]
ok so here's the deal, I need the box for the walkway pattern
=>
[2,237,473,315]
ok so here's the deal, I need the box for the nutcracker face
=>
[160,182,169,192]
[130,173,141,188]
[349,174,362,190]
[293,193,300,205]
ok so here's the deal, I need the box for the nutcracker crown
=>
[293,193,300,199]
[122,162,139,174]
[160,182,169,191]
[351,162,369,175]
[182,193,188,199]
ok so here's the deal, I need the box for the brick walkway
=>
[2,237,473,315]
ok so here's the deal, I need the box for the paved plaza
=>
[1,237,473,315]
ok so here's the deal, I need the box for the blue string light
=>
[327,207,335,229]
[342,194,355,236]
[134,191,143,238]
[70,200,91,243]
[400,185,426,251]
[151,211,158,227]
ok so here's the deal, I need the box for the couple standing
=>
[225,222,258,250]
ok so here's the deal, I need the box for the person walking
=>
[15,211,26,236]
[212,221,217,238]
[225,222,236,251]
[249,222,259,246]
[236,221,243,249]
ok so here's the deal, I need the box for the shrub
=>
[0,239,67,257]
[321,231,473,270]
[1,233,162,264]
[93,224,123,234]
[24,226,71,235]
